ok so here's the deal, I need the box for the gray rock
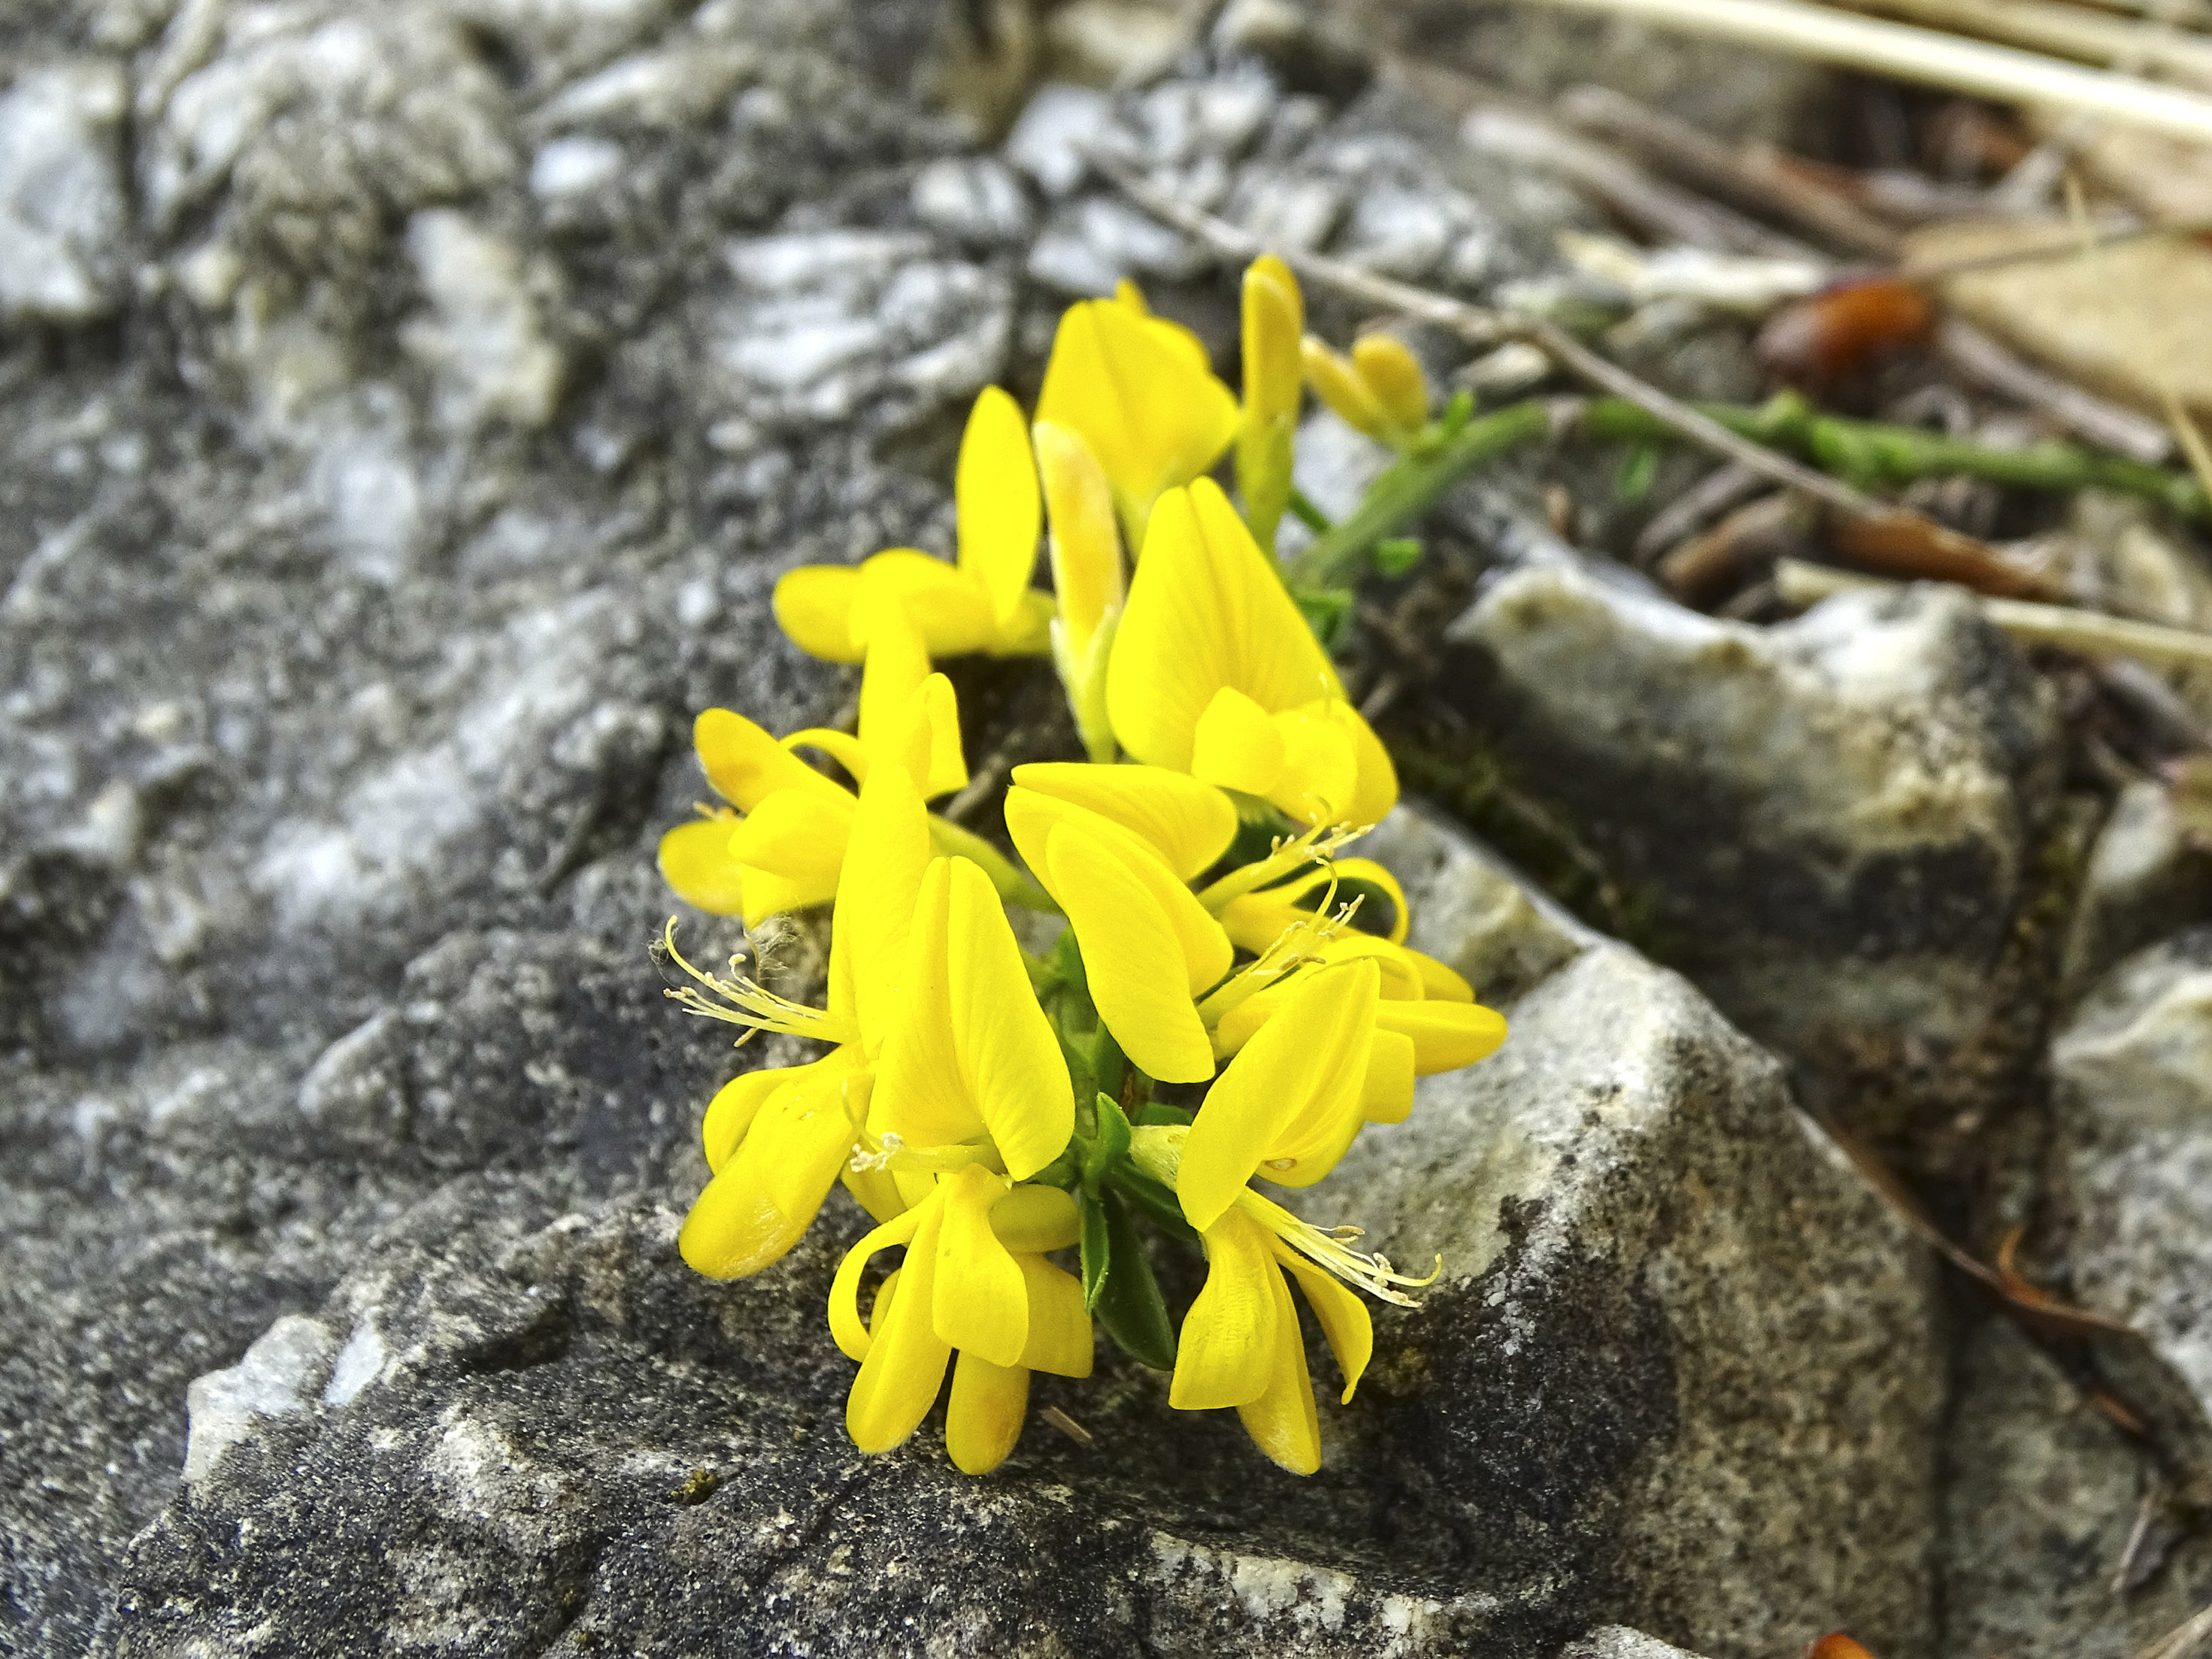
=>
[2062,780,2212,1001]
[911,154,1037,249]
[1562,1630,1712,1659]
[2051,932,2212,1414]
[92,809,1941,1656]
[1941,1318,2212,1659]
[1444,567,2062,1145]
[0,61,130,324]
[1004,80,1115,198]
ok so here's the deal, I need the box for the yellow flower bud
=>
[1237,254,1304,547]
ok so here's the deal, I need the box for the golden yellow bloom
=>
[1236,254,1304,549]
[1033,419,1124,764]
[829,1172,1092,1472]
[1004,767,1237,1084]
[657,615,965,927]
[1035,280,1238,555]
[870,854,1075,1182]
[1301,331,1431,450]
[772,386,1056,664]
[673,758,935,1279]
[1105,480,1397,828]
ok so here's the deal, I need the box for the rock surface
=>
[88,808,1942,1657]
[1442,565,2063,1155]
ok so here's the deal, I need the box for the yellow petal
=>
[657,818,748,916]
[1180,960,1375,1228]
[785,726,871,787]
[1190,686,1288,800]
[944,859,1075,1177]
[1375,998,1509,1074]
[995,588,1056,658]
[868,669,969,800]
[701,1064,804,1173]
[1235,1253,1322,1475]
[678,1055,862,1279]
[1238,256,1304,546]
[1014,1255,1094,1377]
[932,1164,1029,1367]
[945,1350,1029,1475]
[851,549,998,658]
[1169,1209,1281,1411]
[828,762,934,1045]
[846,1196,953,1453]
[695,708,847,813]
[856,601,932,755]
[1105,480,1342,776]
[1009,762,1235,883]
[829,1194,931,1361]
[726,791,850,884]
[1402,945,1474,1002]
[1301,336,1389,440]
[1275,1243,1372,1405]
[1360,1028,1417,1125]
[1269,702,1360,826]
[841,1158,908,1225]
[738,864,841,930]
[1320,858,1411,946]
[1033,419,1123,662]
[992,1184,1080,1253]
[956,386,1042,633]
[1035,298,1238,551]
[877,858,1074,1176]
[1004,798,1228,1084]
[1344,702,1399,828]
[1353,333,1429,439]
[773,565,865,661]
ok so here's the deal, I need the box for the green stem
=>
[1292,392,2210,590]
[1286,488,1335,534]
[1292,400,1554,587]
[927,816,1059,913]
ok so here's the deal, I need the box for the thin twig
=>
[1776,558,2212,670]
[1559,84,1902,258]
[1829,0,2212,85]
[2136,1602,2212,1659]
[1935,319,2173,465]
[1509,0,2212,144]
[1462,107,1817,258]
[1093,156,1926,531]
[1633,461,1771,563]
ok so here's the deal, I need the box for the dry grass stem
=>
[1776,556,2212,669]
[1834,0,2212,84]
[1511,0,2212,143]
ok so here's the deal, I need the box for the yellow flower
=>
[1035,280,1238,555]
[657,614,966,927]
[1104,479,1397,828]
[1236,254,1304,549]
[829,1172,1092,1472]
[771,386,1056,664]
[870,853,1075,1184]
[1170,1204,1373,1475]
[1301,331,1431,450]
[1033,419,1125,764]
[1003,764,1239,1084]
[671,758,934,1279]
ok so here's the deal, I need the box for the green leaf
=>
[1616,444,1659,504]
[1050,927,1090,1000]
[1092,1190,1177,1370]
[1090,1025,1127,1107]
[1108,1167,1198,1242]
[1374,537,1423,577]
[1439,387,1475,434]
[1083,1093,1131,1191]
[1077,1188,1112,1312]
[1134,1101,1193,1128]
[1291,584,1356,650]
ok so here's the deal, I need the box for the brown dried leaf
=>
[1807,1636,1878,1659]
[1830,508,2059,601]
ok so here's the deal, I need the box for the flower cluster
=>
[656,256,1507,1476]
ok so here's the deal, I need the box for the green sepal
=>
[1091,1188,1177,1370]
[1615,444,1659,504]
[1108,1167,1198,1242]
[1090,1026,1127,1109]
[1031,1146,1081,1190]
[1374,537,1423,577]
[1083,1093,1132,1192]
[1134,1100,1193,1129]
[1077,1188,1112,1312]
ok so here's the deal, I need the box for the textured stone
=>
[2051,931,2212,1414]
[92,809,1942,1656]
[1941,1318,2212,1659]
[0,60,130,323]
[1444,565,2062,1134]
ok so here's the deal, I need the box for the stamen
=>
[1196,820,1366,913]
[657,919,854,1046]
[1238,1189,1441,1308]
